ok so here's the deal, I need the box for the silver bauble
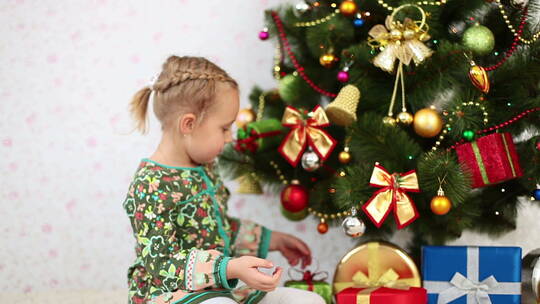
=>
[522,249,540,302]
[342,209,366,238]
[301,149,320,171]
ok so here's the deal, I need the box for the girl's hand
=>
[226,256,283,292]
[269,231,312,268]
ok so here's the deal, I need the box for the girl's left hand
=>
[269,231,312,268]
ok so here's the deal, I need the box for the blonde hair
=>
[130,56,238,133]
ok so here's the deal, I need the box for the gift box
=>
[422,246,522,304]
[455,132,523,188]
[284,264,332,304]
[333,242,423,303]
[284,280,332,304]
[234,119,285,153]
[336,286,427,304]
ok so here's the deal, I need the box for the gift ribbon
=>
[470,141,491,185]
[234,126,282,153]
[423,247,521,304]
[278,105,337,167]
[288,264,329,292]
[333,243,417,294]
[501,133,517,178]
[362,164,420,229]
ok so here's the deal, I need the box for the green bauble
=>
[281,205,309,221]
[462,25,495,55]
[278,74,312,104]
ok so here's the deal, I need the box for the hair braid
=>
[129,56,238,133]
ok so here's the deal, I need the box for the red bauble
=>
[280,180,309,212]
[317,220,329,234]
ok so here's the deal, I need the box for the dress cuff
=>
[217,256,239,290]
[258,227,272,259]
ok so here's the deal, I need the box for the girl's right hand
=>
[226,256,283,292]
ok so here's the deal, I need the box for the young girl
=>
[124,56,326,304]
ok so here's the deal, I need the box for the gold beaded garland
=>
[270,160,289,185]
[429,101,489,152]
[294,10,340,27]
[376,0,447,11]
[495,0,540,45]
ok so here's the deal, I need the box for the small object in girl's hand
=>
[257,266,279,276]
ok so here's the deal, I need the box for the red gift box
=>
[336,286,427,304]
[455,132,523,188]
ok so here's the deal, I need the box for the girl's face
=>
[186,83,239,165]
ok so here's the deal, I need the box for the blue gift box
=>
[422,246,521,304]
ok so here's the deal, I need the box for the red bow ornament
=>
[362,163,421,229]
[278,105,337,167]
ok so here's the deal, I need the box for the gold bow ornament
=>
[334,242,423,303]
[278,105,337,167]
[368,5,433,124]
[368,4,433,73]
[362,163,420,229]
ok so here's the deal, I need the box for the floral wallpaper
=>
[1,0,539,297]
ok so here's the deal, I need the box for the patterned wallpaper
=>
[1,0,539,295]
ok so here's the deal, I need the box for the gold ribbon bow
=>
[362,163,420,229]
[278,105,337,167]
[334,243,418,303]
[368,4,433,73]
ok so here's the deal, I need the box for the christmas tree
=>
[218,0,540,250]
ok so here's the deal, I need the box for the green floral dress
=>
[123,159,272,304]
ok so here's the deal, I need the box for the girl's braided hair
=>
[130,56,238,133]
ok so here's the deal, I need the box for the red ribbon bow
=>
[362,163,421,229]
[278,105,337,167]
[289,264,329,291]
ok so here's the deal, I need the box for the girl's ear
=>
[178,113,197,134]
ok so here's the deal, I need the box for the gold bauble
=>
[396,111,414,125]
[339,0,358,17]
[235,108,256,128]
[319,53,337,68]
[338,151,351,164]
[382,116,397,126]
[413,108,443,138]
[390,29,403,41]
[403,29,416,40]
[430,195,452,215]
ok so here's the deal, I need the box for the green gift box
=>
[235,119,285,153]
[284,269,333,304]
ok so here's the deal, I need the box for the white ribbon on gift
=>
[423,247,521,304]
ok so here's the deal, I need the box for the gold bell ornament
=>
[236,173,263,194]
[325,84,361,127]
[367,4,433,126]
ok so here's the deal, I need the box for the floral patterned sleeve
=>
[212,166,272,259]
[126,177,238,293]
[227,216,272,259]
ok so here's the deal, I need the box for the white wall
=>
[1,0,538,294]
